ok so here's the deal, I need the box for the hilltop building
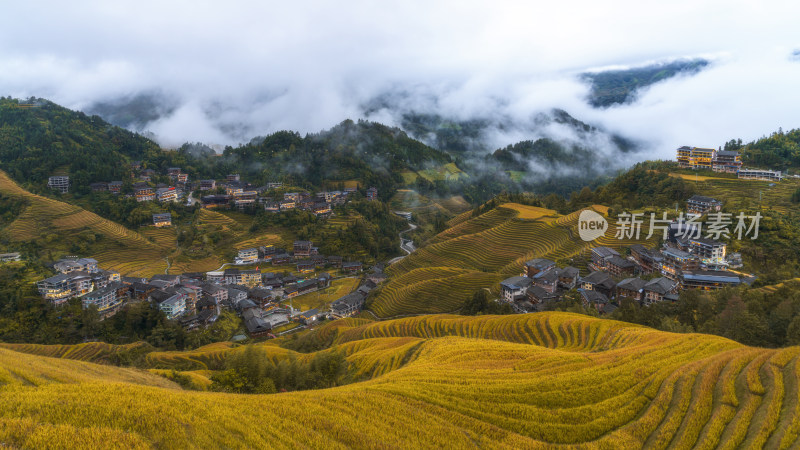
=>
[738,169,783,181]
[47,175,70,193]
[153,213,172,227]
[686,195,722,216]
[712,150,742,173]
[677,146,715,170]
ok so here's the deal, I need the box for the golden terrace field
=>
[2,313,800,448]
[371,203,655,318]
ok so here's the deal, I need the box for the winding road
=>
[388,221,418,265]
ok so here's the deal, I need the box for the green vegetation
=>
[581,58,710,107]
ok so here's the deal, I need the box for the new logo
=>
[578,210,608,242]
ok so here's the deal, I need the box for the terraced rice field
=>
[0,170,169,275]
[376,204,655,318]
[0,342,149,364]
[283,277,360,311]
[2,313,800,448]
[690,176,800,215]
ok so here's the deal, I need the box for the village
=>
[47,161,379,228]
[34,237,385,339]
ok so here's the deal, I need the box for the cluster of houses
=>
[677,146,783,181]
[233,241,363,274]
[500,221,751,315]
[34,239,377,337]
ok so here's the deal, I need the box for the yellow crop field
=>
[283,277,360,311]
[499,203,556,220]
[1,313,798,448]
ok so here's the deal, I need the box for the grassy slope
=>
[370,203,655,318]
[2,312,799,448]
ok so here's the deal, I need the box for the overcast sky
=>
[1,0,799,157]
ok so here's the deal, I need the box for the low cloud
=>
[1,1,799,158]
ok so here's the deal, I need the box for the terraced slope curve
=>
[1,313,799,448]
[372,204,655,318]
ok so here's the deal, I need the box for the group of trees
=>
[210,345,350,394]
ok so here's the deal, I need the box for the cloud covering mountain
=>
[2,0,799,158]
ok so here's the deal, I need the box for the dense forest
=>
[581,58,710,107]
[722,128,800,171]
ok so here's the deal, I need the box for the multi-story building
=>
[689,237,727,261]
[153,213,172,227]
[366,187,378,201]
[712,150,742,173]
[167,167,182,176]
[523,258,556,278]
[677,146,715,170]
[629,244,663,274]
[606,255,636,277]
[227,174,240,182]
[54,257,99,274]
[660,247,700,280]
[680,270,741,290]
[642,277,679,305]
[236,248,259,265]
[82,282,125,315]
[293,241,313,257]
[47,176,70,193]
[109,181,123,194]
[589,247,620,271]
[156,187,177,202]
[738,169,783,181]
[500,276,534,302]
[687,195,723,216]
[134,185,155,202]
[36,272,94,304]
[199,179,216,191]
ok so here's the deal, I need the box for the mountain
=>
[1,312,798,448]
[84,91,179,130]
[581,58,710,108]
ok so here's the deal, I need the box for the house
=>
[264,201,281,212]
[312,202,332,215]
[712,150,742,173]
[130,282,158,301]
[47,176,70,193]
[240,270,261,287]
[660,247,700,280]
[687,195,723,216]
[134,185,155,202]
[500,276,534,302]
[205,271,224,283]
[108,181,123,194]
[589,247,620,271]
[150,274,180,288]
[293,241,313,257]
[259,245,277,260]
[526,285,559,305]
[224,268,242,285]
[227,286,249,306]
[524,258,556,278]
[330,292,366,318]
[236,248,259,265]
[366,187,378,201]
[579,289,611,313]
[280,199,296,210]
[202,283,228,303]
[606,255,636,277]
[579,271,616,299]
[156,187,177,202]
[296,309,320,325]
[233,191,258,209]
[82,282,125,316]
[676,146,715,170]
[248,287,273,307]
[327,256,343,268]
[54,258,99,274]
[199,179,216,191]
[201,194,230,209]
[227,174,240,182]
[243,308,272,337]
[680,270,742,290]
[558,266,580,289]
[90,182,108,192]
[615,277,646,302]
[341,261,363,273]
[150,289,187,319]
[272,253,292,265]
[153,213,172,227]
[0,252,21,262]
[533,268,560,293]
[366,271,387,285]
[689,237,727,261]
[738,169,783,181]
[311,254,327,268]
[296,260,315,273]
[642,277,679,305]
[35,273,88,303]
[629,244,662,274]
[139,169,156,181]
[317,273,332,289]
